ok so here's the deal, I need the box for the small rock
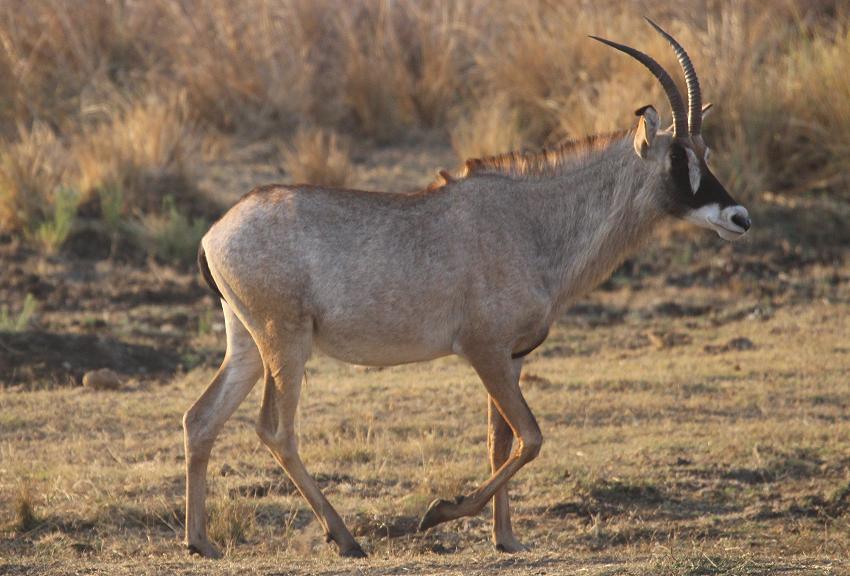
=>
[704,337,756,354]
[82,368,122,391]
[646,330,692,350]
[728,337,755,350]
[70,541,95,555]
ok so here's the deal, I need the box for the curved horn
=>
[645,18,702,136]
[589,35,688,138]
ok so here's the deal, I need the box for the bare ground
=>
[1,140,849,575]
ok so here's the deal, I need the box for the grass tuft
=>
[281,127,354,187]
[0,123,69,236]
[0,293,38,332]
[13,485,41,533]
[30,186,79,254]
[135,196,208,267]
[208,497,256,551]
[75,96,198,216]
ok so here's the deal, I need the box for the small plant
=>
[98,184,125,234]
[0,293,38,332]
[208,497,255,551]
[197,308,214,337]
[97,184,128,257]
[31,186,78,253]
[136,196,207,266]
[281,128,354,187]
[14,485,40,533]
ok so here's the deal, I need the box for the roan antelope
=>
[184,19,751,558]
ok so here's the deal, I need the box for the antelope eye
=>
[669,145,685,163]
[669,143,689,169]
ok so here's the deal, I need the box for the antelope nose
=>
[731,213,751,231]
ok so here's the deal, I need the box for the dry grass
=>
[2,288,849,573]
[450,95,526,161]
[0,123,71,235]
[12,486,40,534]
[207,497,257,552]
[0,0,848,249]
[782,25,850,191]
[281,128,355,187]
[74,96,199,215]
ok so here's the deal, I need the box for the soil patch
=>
[0,331,181,388]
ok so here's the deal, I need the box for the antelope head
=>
[592,19,751,241]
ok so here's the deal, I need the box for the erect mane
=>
[428,131,629,191]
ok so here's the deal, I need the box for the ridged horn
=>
[644,17,703,136]
[589,35,688,138]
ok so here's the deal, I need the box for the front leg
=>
[419,350,542,533]
[488,396,528,552]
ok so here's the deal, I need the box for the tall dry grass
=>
[0,123,71,235]
[450,95,525,160]
[74,95,199,215]
[0,0,847,250]
[281,127,355,187]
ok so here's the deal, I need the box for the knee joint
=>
[183,409,204,443]
[520,431,542,462]
[255,424,297,462]
[255,421,275,446]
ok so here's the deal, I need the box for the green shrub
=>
[0,293,38,332]
[30,186,78,254]
[136,196,207,266]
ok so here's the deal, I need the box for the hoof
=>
[327,532,367,559]
[495,538,529,554]
[419,496,464,532]
[186,540,222,559]
[339,543,368,558]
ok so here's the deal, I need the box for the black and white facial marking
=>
[667,142,751,241]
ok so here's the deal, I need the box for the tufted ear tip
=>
[634,105,653,117]
[634,105,659,125]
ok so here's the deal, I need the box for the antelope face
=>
[633,106,751,241]
[669,141,751,241]
[594,19,751,242]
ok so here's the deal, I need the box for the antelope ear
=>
[633,105,659,159]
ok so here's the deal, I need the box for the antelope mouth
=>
[686,204,751,241]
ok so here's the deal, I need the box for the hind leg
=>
[489,396,527,552]
[183,301,262,558]
[255,322,365,557]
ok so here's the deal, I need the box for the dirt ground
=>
[1,140,849,575]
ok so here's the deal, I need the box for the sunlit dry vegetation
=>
[2,289,849,573]
[280,127,355,187]
[0,0,848,257]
